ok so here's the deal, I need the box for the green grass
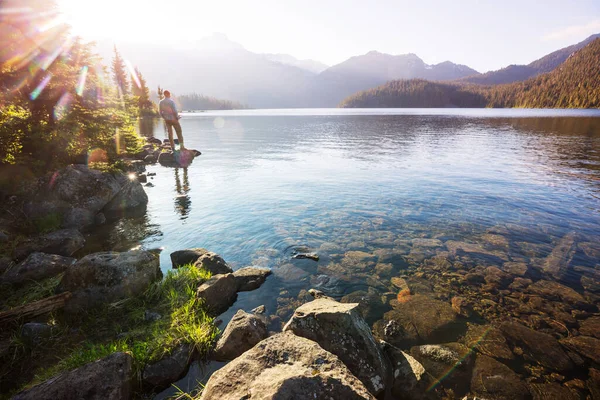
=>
[31,213,62,234]
[0,274,64,311]
[7,263,218,395]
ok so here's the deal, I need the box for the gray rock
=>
[213,309,268,361]
[292,252,319,261]
[124,160,146,173]
[170,248,233,274]
[308,288,334,300]
[560,335,600,364]
[382,342,435,400]
[137,174,147,183]
[21,323,53,346]
[62,207,95,230]
[200,332,375,400]
[12,352,133,400]
[251,305,266,314]
[2,252,75,285]
[528,383,580,400]
[500,321,574,371]
[197,273,238,315]
[232,266,271,291]
[144,310,161,322]
[158,150,198,168]
[14,229,85,261]
[283,298,388,396]
[144,154,158,164]
[374,294,457,347]
[103,180,148,212]
[94,212,106,225]
[56,250,161,313]
[470,354,528,400]
[410,343,473,394]
[0,256,13,275]
[142,344,193,390]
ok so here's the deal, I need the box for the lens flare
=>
[125,60,141,89]
[53,92,72,121]
[30,73,52,100]
[76,65,88,96]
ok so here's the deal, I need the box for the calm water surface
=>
[94,109,600,397]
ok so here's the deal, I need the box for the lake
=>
[91,109,600,398]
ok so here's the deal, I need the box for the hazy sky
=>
[58,0,600,73]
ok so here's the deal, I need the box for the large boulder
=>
[283,298,388,396]
[232,266,271,291]
[56,250,161,313]
[2,252,75,285]
[470,354,529,400]
[12,352,134,400]
[374,294,458,347]
[158,150,199,168]
[170,248,232,274]
[499,321,574,371]
[197,273,238,315]
[382,342,435,400]
[103,178,148,213]
[200,332,375,400]
[14,229,85,261]
[213,309,268,361]
[142,344,193,390]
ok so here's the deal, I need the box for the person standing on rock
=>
[159,90,186,152]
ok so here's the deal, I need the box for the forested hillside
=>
[176,93,247,110]
[340,39,600,109]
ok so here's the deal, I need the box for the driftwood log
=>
[0,292,71,324]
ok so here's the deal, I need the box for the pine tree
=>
[157,86,164,100]
[111,45,129,96]
[132,66,153,114]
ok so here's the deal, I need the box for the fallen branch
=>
[0,292,72,324]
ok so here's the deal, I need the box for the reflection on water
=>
[82,109,600,399]
[174,168,191,219]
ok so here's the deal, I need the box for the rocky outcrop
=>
[213,309,268,361]
[470,354,528,400]
[500,321,574,371]
[22,165,147,230]
[374,294,458,347]
[197,273,238,315]
[2,252,75,285]
[12,352,134,400]
[200,332,375,400]
[283,298,388,396]
[142,344,193,390]
[56,250,161,313]
[382,342,434,400]
[170,248,232,274]
[14,229,85,261]
[232,266,271,291]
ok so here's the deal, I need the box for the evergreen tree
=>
[111,45,129,96]
[157,86,164,100]
[132,66,153,114]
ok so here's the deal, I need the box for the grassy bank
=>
[0,263,217,398]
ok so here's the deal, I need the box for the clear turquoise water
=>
[85,109,600,396]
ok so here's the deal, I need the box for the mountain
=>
[264,53,329,74]
[460,33,600,85]
[340,38,600,109]
[307,51,479,107]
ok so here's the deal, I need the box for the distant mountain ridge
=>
[263,53,329,74]
[340,38,600,109]
[460,33,600,85]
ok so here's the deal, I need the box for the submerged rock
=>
[14,229,85,261]
[462,324,514,360]
[12,352,133,400]
[213,309,268,361]
[528,382,580,400]
[142,344,193,390]
[559,335,600,364]
[499,321,574,371]
[579,316,600,338]
[292,252,319,261]
[410,343,473,395]
[232,266,271,291]
[340,289,388,325]
[375,294,458,347]
[283,298,388,396]
[56,250,161,313]
[542,232,577,281]
[2,252,75,285]
[470,354,528,400]
[200,332,375,400]
[196,273,238,315]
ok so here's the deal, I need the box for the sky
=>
[57,0,600,73]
